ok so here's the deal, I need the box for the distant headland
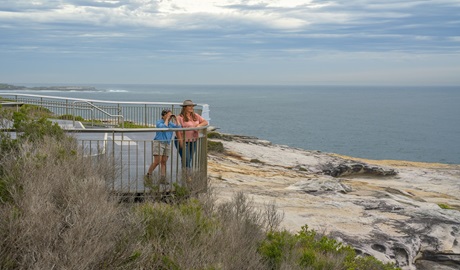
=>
[0,83,98,91]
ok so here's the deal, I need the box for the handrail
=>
[0,92,207,107]
[72,100,125,128]
[0,126,209,133]
[0,92,211,127]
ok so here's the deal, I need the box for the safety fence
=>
[78,128,208,198]
[0,93,210,199]
[0,93,210,128]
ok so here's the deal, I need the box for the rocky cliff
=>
[207,134,460,270]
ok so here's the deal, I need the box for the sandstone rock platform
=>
[207,134,460,270]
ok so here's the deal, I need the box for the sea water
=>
[3,84,460,164]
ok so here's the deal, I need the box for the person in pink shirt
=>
[175,99,208,169]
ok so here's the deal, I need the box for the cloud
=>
[1,0,459,84]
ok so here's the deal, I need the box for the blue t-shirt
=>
[154,119,180,144]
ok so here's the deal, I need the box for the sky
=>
[1,0,460,86]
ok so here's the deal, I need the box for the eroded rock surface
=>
[208,134,460,270]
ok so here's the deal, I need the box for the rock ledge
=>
[208,134,460,270]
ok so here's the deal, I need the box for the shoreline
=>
[0,83,98,91]
[329,153,460,169]
[220,132,460,167]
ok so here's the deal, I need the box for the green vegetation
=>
[207,131,223,139]
[207,140,224,153]
[0,107,401,269]
[251,158,264,164]
[207,131,233,141]
[0,83,97,91]
[438,203,454,210]
[259,226,399,270]
[120,121,150,128]
[8,104,63,142]
[58,114,85,121]
[0,83,25,90]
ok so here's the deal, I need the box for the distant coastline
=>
[0,83,98,91]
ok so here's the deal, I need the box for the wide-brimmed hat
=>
[181,100,197,107]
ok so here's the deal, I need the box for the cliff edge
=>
[207,134,460,270]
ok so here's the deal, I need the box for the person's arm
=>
[169,122,181,128]
[175,116,184,148]
[196,114,208,127]
[156,119,167,128]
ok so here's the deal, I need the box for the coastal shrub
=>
[258,225,401,270]
[258,230,297,268]
[132,192,277,269]
[207,140,224,153]
[0,136,144,269]
[207,131,234,141]
[0,107,62,203]
[207,131,222,139]
[120,121,149,128]
[15,104,53,119]
[58,114,85,121]
[13,108,64,142]
[346,255,401,270]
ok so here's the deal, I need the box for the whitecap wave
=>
[106,89,129,93]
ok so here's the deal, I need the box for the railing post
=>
[144,104,147,127]
[118,103,121,128]
[91,107,94,127]
[203,128,208,193]
[112,130,115,192]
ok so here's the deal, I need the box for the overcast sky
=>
[1,0,459,85]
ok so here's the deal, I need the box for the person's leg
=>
[184,142,190,168]
[148,141,163,175]
[175,139,183,159]
[159,155,168,177]
[148,155,161,175]
[185,141,197,168]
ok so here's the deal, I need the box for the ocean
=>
[3,84,460,164]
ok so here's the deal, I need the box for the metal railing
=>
[0,93,210,128]
[0,93,210,198]
[78,127,208,198]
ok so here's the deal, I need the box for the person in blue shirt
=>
[146,109,180,183]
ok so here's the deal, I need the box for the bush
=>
[258,225,400,270]
[133,192,281,269]
[208,140,224,153]
[0,137,143,269]
[207,131,222,139]
[0,108,143,269]
[120,121,149,128]
[58,114,85,121]
[12,106,64,142]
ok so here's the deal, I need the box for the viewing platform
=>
[0,93,210,199]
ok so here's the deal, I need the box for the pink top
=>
[178,114,206,141]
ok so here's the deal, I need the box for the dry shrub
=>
[135,191,284,270]
[0,136,143,269]
[0,131,285,270]
[212,192,283,269]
